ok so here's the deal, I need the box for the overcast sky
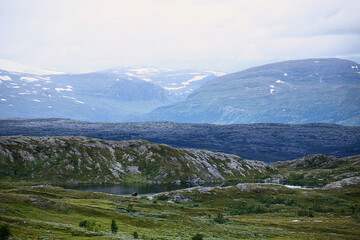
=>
[0,0,359,73]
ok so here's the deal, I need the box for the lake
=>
[61,182,316,196]
[61,183,191,196]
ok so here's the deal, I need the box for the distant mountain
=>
[100,66,225,98]
[0,59,223,121]
[0,70,169,121]
[1,118,359,162]
[146,58,360,125]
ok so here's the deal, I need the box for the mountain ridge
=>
[147,58,360,125]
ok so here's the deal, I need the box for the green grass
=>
[0,181,359,240]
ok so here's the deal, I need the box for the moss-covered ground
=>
[0,181,359,240]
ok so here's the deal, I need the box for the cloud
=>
[0,0,359,73]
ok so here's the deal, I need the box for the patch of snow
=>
[283,73,288,76]
[12,86,20,88]
[128,67,164,75]
[276,80,285,83]
[48,106,52,108]
[126,72,136,77]
[181,75,208,86]
[351,66,358,69]
[42,87,50,90]
[0,58,64,75]
[205,70,226,76]
[63,96,76,100]
[314,61,320,63]
[140,77,152,82]
[75,100,84,104]
[1,99,7,101]
[270,89,275,94]
[34,84,42,87]
[55,87,72,92]
[0,75,11,81]
[164,86,186,90]
[269,85,275,88]
[20,76,40,82]
[18,92,31,95]
[8,104,12,106]
[38,76,51,80]
[33,99,41,102]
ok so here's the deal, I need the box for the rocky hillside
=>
[1,118,359,162]
[270,154,360,186]
[0,136,268,184]
[147,58,360,125]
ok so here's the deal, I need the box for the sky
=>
[0,0,360,73]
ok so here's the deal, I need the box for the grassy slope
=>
[0,181,359,240]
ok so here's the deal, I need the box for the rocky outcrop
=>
[0,136,269,184]
[322,177,360,189]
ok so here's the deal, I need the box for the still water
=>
[61,182,313,196]
[61,183,191,196]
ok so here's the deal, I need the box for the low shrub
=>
[191,233,204,240]
[0,224,11,240]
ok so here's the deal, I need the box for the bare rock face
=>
[322,177,360,189]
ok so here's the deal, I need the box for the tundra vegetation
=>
[0,136,359,239]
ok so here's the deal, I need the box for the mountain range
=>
[1,58,359,125]
[0,58,223,121]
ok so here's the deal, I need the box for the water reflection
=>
[61,183,190,196]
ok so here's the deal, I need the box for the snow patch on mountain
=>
[181,75,208,86]
[0,58,64,75]
[0,75,11,81]
[20,77,40,82]
[55,86,73,92]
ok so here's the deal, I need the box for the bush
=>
[297,208,314,217]
[191,233,204,240]
[79,220,87,228]
[133,231,139,239]
[79,220,101,231]
[157,195,169,201]
[127,204,136,213]
[214,213,226,224]
[0,224,11,240]
[111,219,118,234]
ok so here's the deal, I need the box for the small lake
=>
[60,182,316,196]
[61,183,191,196]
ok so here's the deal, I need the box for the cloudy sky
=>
[0,0,359,73]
